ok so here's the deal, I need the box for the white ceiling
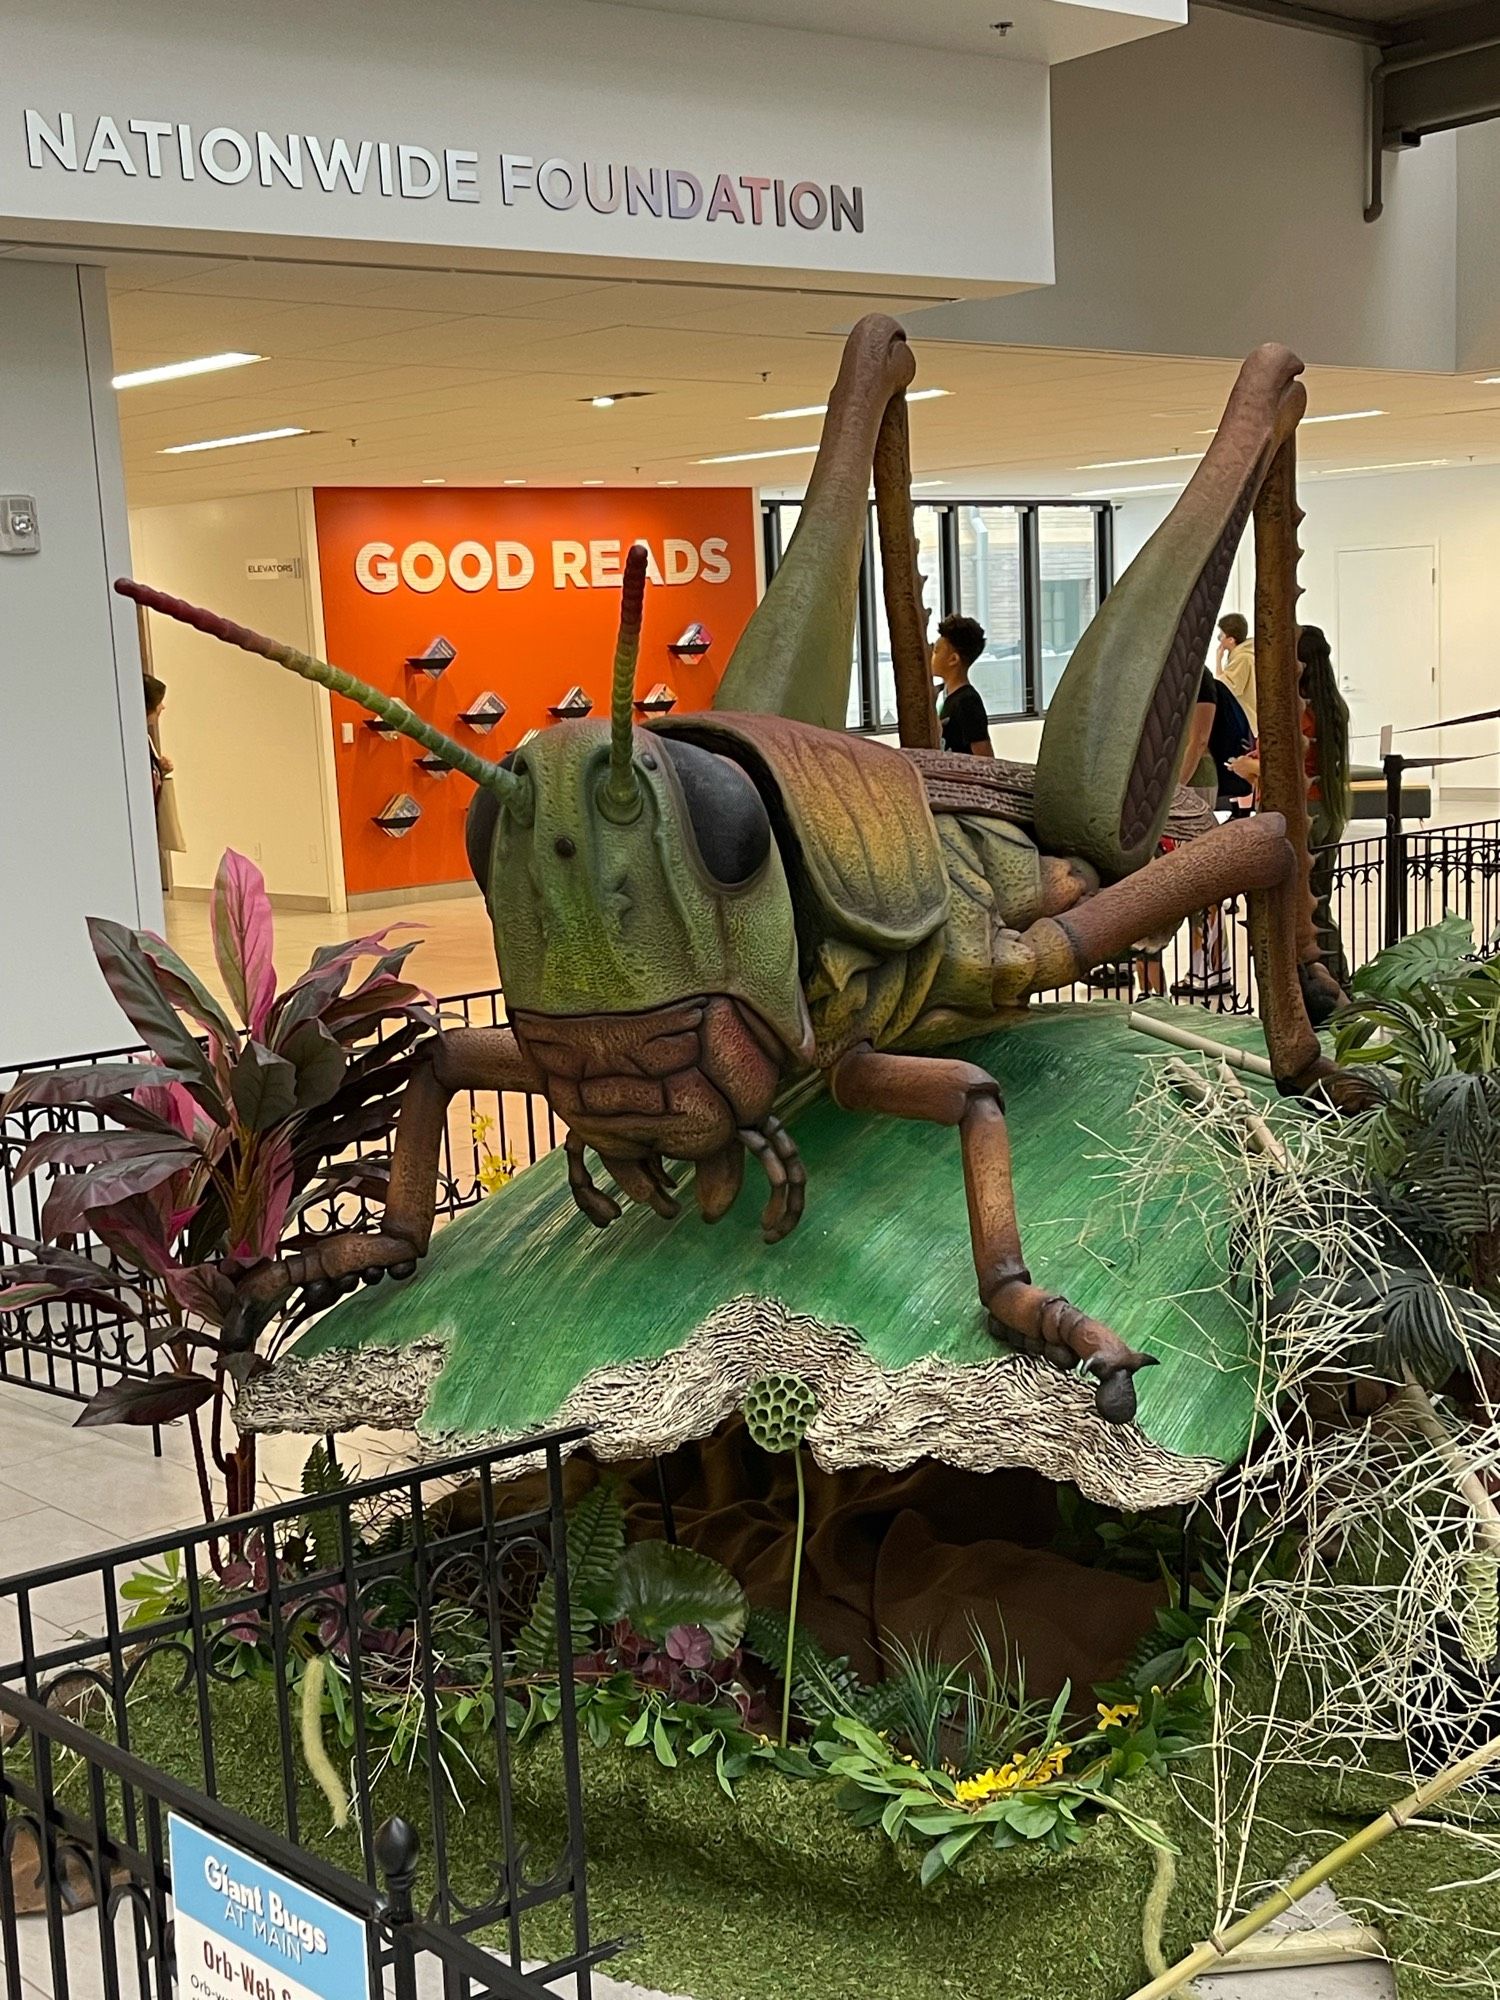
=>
[71,248,1500,507]
[602,0,1185,65]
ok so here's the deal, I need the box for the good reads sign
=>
[168,1816,370,2000]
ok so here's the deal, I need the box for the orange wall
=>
[313,487,761,898]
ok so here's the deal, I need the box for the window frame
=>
[758,496,1114,731]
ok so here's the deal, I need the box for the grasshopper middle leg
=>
[829,1043,1154,1423]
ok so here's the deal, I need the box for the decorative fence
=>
[0,1431,616,1999]
[3,822,1497,1421]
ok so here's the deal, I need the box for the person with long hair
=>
[1229,622,1352,988]
[1297,622,1352,988]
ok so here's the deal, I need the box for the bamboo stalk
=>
[1124,1734,1500,1999]
[1215,1926,1385,1971]
[1393,1373,1500,1562]
[1128,1010,1275,1077]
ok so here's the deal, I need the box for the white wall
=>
[909,7,1458,374]
[1457,124,1500,376]
[128,493,344,907]
[1114,465,1500,792]
[0,259,162,1067]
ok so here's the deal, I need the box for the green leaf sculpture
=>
[614,1542,747,1660]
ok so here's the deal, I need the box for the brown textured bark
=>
[873,390,938,749]
[829,1042,1153,1419]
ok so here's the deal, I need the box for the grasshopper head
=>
[465,546,810,1170]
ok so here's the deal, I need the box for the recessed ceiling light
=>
[1477,376,1500,385]
[159,426,309,455]
[591,396,616,409]
[503,478,527,486]
[113,351,263,390]
[754,388,950,421]
[1311,458,1451,477]
[657,479,680,486]
[697,443,821,465]
[421,478,446,485]
[581,479,605,486]
[1078,452,1204,471]
[912,480,947,489]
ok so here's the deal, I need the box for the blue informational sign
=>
[169,1814,371,2000]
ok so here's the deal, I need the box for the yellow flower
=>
[471,1112,494,1142]
[954,1764,1023,1805]
[1020,1743,1072,1787]
[478,1151,517,1195]
[1096,1701,1140,1731]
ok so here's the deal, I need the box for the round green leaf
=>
[614,1542,747,1658]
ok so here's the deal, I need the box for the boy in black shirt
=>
[934,614,992,756]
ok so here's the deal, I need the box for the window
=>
[1037,507,1100,707]
[955,506,1024,719]
[759,497,1111,729]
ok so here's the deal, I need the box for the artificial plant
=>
[0,851,435,1522]
[741,1372,818,1747]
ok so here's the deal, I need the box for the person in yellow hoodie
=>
[1215,612,1257,732]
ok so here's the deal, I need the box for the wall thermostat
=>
[0,495,39,555]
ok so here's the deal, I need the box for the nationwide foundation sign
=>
[22,113,865,236]
[0,0,1055,291]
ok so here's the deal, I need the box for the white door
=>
[1334,544,1440,763]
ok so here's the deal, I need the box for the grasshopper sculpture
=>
[118,315,1350,1424]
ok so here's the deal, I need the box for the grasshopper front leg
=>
[226,1026,545,1343]
[829,1044,1154,1422]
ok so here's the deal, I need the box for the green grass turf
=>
[104,1657,1220,2000]
[294,1003,1272,1469]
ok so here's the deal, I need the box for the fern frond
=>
[514,1481,625,1671]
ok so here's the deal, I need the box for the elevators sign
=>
[169,1815,371,2000]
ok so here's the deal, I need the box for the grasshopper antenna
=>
[113,578,523,801]
[600,541,649,823]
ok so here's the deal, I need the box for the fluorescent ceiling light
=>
[1311,458,1451,477]
[159,426,309,455]
[503,478,527,486]
[1078,452,1203,471]
[1077,480,1192,498]
[113,351,263,390]
[1477,376,1500,385]
[753,388,950,421]
[912,480,946,489]
[421,478,446,485]
[657,479,680,486]
[581,479,605,486]
[1196,407,1385,436]
[697,443,820,464]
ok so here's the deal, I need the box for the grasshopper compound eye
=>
[657,737,771,887]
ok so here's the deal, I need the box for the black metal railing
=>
[2,824,1493,1415]
[0,1432,615,1999]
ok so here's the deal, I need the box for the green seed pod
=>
[742,1372,819,1454]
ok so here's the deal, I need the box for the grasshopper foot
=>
[739,1115,806,1244]
[985,1277,1156,1424]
